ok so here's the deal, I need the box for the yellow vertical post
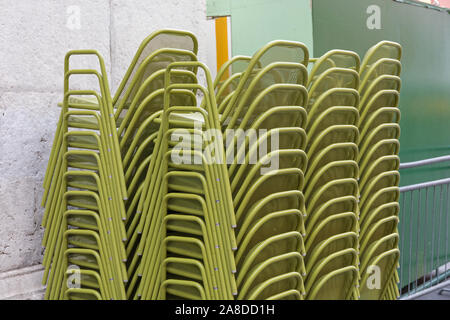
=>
[215,17,230,81]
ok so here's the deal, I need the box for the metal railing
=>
[394,0,450,13]
[398,156,450,298]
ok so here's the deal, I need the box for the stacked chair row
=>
[357,41,402,300]
[40,49,129,300]
[303,50,362,300]
[41,30,201,300]
[131,62,239,300]
[220,41,310,300]
[40,28,402,300]
[133,41,312,300]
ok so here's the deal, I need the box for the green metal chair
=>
[131,62,239,300]
[359,249,400,300]
[302,49,362,300]
[306,195,358,235]
[359,41,402,83]
[42,91,128,301]
[237,251,305,299]
[305,248,359,294]
[245,272,306,300]
[307,266,359,300]
[359,89,400,124]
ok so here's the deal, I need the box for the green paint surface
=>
[230,0,314,58]
[207,0,314,58]
[207,0,231,17]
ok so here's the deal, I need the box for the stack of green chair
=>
[303,50,361,300]
[220,41,309,300]
[41,29,199,208]
[110,31,199,297]
[122,75,198,298]
[41,51,128,300]
[214,55,252,105]
[357,41,402,300]
[41,29,200,300]
[41,29,405,300]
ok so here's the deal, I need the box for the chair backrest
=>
[306,142,358,176]
[360,41,402,80]
[308,50,360,87]
[237,231,305,273]
[306,196,358,234]
[307,88,359,125]
[360,58,401,95]
[113,29,198,106]
[360,205,399,241]
[222,41,309,126]
[236,190,304,229]
[214,55,253,88]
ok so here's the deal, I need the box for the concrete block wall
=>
[0,0,216,299]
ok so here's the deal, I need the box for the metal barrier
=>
[398,156,450,298]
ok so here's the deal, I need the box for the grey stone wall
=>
[0,0,215,298]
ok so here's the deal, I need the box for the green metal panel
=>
[312,0,450,290]
[230,0,314,57]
